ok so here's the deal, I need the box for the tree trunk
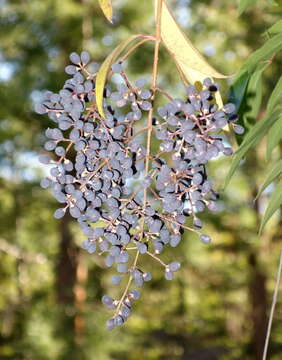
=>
[248,252,268,360]
[55,213,80,360]
[56,214,78,305]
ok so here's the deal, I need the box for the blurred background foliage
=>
[0,0,281,359]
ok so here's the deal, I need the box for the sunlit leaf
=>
[256,159,282,199]
[96,35,142,117]
[238,0,259,15]
[264,19,282,36]
[158,0,226,109]
[159,0,226,77]
[266,114,282,159]
[265,76,282,116]
[98,0,113,23]
[224,108,281,188]
[259,180,282,233]
[240,64,266,128]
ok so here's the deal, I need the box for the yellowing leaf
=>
[96,35,142,117]
[178,62,224,108]
[157,0,226,109]
[98,0,113,23]
[159,0,227,79]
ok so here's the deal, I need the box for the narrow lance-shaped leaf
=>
[265,76,282,117]
[266,114,282,160]
[238,32,282,77]
[229,71,250,111]
[96,35,142,117]
[238,0,259,16]
[256,159,282,199]
[239,64,267,130]
[230,66,265,145]
[264,20,282,36]
[98,0,113,23]
[224,108,281,188]
[259,180,282,234]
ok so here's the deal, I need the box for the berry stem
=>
[143,0,163,214]
[79,160,108,189]
[120,38,153,63]
[57,141,74,164]
[124,126,149,143]
[139,0,163,261]
[147,251,167,267]
[155,87,173,100]
[114,0,163,318]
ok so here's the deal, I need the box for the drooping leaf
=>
[158,0,226,77]
[229,71,250,110]
[157,0,226,108]
[266,114,282,159]
[265,76,282,116]
[238,32,282,76]
[224,108,281,188]
[256,159,282,199]
[231,66,265,145]
[259,180,282,233]
[178,61,224,108]
[240,64,266,128]
[98,0,113,23]
[236,108,281,155]
[264,19,282,36]
[238,0,259,15]
[96,35,142,117]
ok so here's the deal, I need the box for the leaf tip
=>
[98,0,113,23]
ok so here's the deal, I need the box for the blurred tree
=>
[0,0,281,359]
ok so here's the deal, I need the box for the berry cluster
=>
[36,51,243,329]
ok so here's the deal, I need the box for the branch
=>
[0,238,47,264]
[262,250,282,360]
[114,0,164,317]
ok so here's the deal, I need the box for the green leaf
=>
[256,159,282,199]
[241,64,266,128]
[238,32,282,76]
[231,66,265,145]
[266,114,282,159]
[98,0,113,23]
[96,35,141,117]
[229,71,250,110]
[224,108,281,188]
[259,180,282,233]
[238,0,259,15]
[264,19,282,36]
[267,0,280,7]
[266,76,282,116]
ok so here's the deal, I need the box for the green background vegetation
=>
[0,0,281,359]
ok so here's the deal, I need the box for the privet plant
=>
[36,0,244,329]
